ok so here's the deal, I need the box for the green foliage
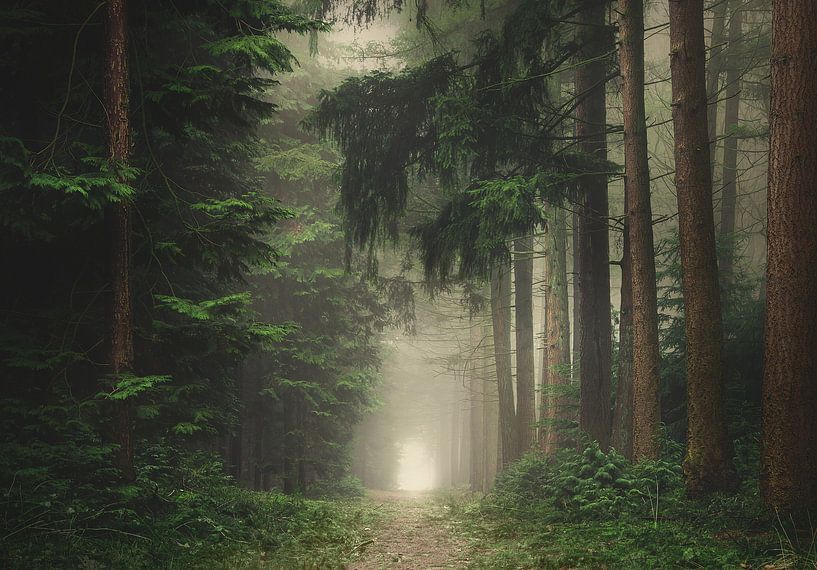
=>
[489,443,683,523]
[305,475,367,499]
[1,435,377,568]
[448,442,786,569]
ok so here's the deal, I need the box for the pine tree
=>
[619,0,661,462]
[761,0,817,514]
[669,0,736,494]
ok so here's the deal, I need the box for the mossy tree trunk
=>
[669,0,736,495]
[514,236,536,454]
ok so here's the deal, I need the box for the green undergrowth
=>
[1,446,381,569]
[437,442,815,569]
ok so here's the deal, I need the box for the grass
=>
[1,491,386,569]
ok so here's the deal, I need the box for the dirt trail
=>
[348,490,469,569]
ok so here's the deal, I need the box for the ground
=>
[348,490,471,569]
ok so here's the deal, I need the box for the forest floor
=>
[348,490,474,569]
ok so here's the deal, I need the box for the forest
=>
[0,0,815,568]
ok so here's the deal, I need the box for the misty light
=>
[397,440,435,491]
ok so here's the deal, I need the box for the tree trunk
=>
[706,0,728,178]
[483,317,499,490]
[575,0,613,450]
[469,317,486,491]
[514,237,535,454]
[761,0,817,514]
[104,0,135,481]
[669,0,735,495]
[620,0,661,462]
[490,261,517,467]
[612,189,634,459]
[718,2,742,287]
[542,207,572,455]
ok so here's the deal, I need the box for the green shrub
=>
[488,442,683,523]
[305,475,366,499]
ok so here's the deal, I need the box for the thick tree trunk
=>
[490,261,518,467]
[669,0,735,495]
[542,208,572,455]
[761,0,817,514]
[575,0,613,450]
[469,317,486,491]
[514,237,535,454]
[620,0,661,462]
[104,0,135,481]
[718,2,742,287]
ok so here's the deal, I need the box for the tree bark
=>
[761,0,817,514]
[706,0,729,178]
[669,0,735,495]
[612,191,634,459]
[469,317,486,491]
[490,261,518,467]
[718,2,742,287]
[483,317,499,490]
[542,208,572,455]
[104,0,135,481]
[575,0,613,450]
[620,0,661,462]
[514,236,535,454]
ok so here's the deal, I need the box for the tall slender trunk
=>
[469,317,486,491]
[514,237,535,454]
[104,0,135,481]
[718,2,742,287]
[483,317,499,490]
[706,0,729,179]
[575,0,613,450]
[542,207,572,455]
[490,261,517,466]
[669,0,735,495]
[620,0,661,462]
[612,189,634,459]
[761,0,817,514]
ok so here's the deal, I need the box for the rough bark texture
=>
[514,237,536,453]
[706,0,728,177]
[761,0,817,514]
[542,208,572,455]
[490,261,518,467]
[104,0,135,481]
[718,2,742,286]
[238,361,263,490]
[620,0,661,462]
[669,0,735,495]
[575,0,613,450]
[469,318,486,491]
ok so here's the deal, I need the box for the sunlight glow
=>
[397,440,435,491]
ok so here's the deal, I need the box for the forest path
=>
[348,490,471,569]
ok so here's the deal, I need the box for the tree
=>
[718,1,743,286]
[761,0,817,514]
[104,0,135,481]
[669,0,735,494]
[491,261,519,466]
[575,0,613,450]
[541,207,572,455]
[619,0,661,461]
[514,236,536,453]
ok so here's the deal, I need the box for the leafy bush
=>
[488,443,683,523]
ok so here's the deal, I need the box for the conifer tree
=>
[669,0,735,494]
